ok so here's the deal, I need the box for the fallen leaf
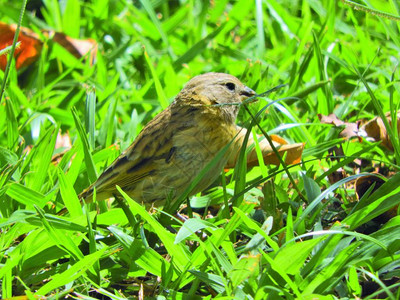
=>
[226,127,304,168]
[0,22,97,70]
[319,113,345,126]
[55,130,72,150]
[51,131,73,166]
[363,111,400,151]
[318,113,360,139]
[355,174,385,200]
[0,22,42,70]
[49,31,97,65]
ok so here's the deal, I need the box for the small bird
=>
[79,73,256,207]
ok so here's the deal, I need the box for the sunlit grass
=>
[1,0,400,298]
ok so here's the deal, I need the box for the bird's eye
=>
[225,82,236,91]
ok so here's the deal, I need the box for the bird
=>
[79,72,256,207]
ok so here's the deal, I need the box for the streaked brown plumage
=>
[79,73,255,206]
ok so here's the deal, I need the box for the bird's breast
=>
[133,106,238,203]
[167,116,237,192]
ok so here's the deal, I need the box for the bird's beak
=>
[240,86,256,97]
[240,86,256,102]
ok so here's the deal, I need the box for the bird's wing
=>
[80,108,175,201]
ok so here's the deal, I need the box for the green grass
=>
[1,0,400,298]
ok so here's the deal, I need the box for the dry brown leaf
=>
[0,21,43,70]
[0,22,97,70]
[55,130,72,150]
[225,127,304,168]
[319,112,400,151]
[363,111,400,151]
[318,113,360,139]
[340,123,360,140]
[51,131,73,165]
[319,113,345,126]
[49,31,97,65]
[355,174,385,200]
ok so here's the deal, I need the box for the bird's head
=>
[175,72,256,122]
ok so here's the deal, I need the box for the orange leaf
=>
[0,22,98,71]
[226,127,304,168]
[0,21,43,70]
